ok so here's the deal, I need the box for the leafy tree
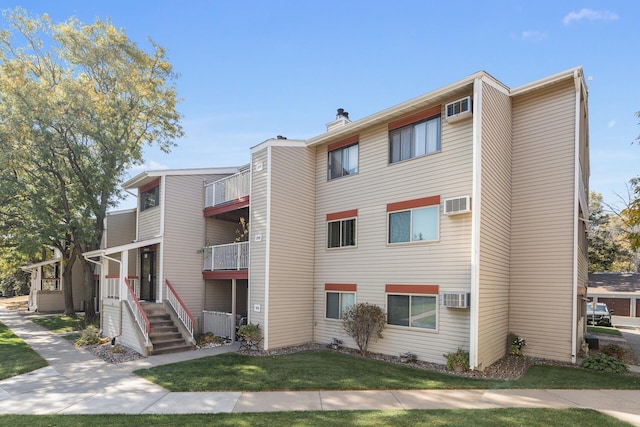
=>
[342,302,386,356]
[588,191,634,272]
[0,9,183,321]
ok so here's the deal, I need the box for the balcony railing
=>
[203,242,249,271]
[204,170,250,208]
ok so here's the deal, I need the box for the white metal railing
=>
[124,277,150,345]
[166,279,195,339]
[204,170,250,208]
[105,276,120,299]
[203,241,249,271]
[202,310,235,339]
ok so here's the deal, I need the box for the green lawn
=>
[588,325,623,336]
[29,314,89,334]
[0,408,633,426]
[0,321,47,380]
[134,350,640,392]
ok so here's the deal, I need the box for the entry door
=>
[140,251,156,301]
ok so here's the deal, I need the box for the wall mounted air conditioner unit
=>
[445,96,472,123]
[441,292,470,309]
[444,196,471,215]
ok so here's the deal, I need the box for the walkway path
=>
[1,307,640,425]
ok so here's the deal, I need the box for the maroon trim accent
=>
[165,279,196,328]
[328,135,359,152]
[326,209,358,221]
[204,196,250,217]
[139,178,160,193]
[387,195,440,212]
[203,270,249,280]
[385,284,439,294]
[388,105,441,131]
[325,283,357,292]
[105,275,120,279]
[140,245,157,252]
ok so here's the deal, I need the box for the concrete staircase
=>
[141,302,194,355]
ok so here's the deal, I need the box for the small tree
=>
[342,302,386,356]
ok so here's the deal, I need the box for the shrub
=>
[74,329,109,347]
[580,353,629,373]
[600,343,626,361]
[238,323,260,342]
[196,332,225,347]
[507,332,526,356]
[444,347,470,371]
[342,302,386,356]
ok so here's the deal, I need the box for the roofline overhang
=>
[123,167,242,190]
[82,236,163,259]
[510,66,584,96]
[305,71,489,148]
[21,258,63,271]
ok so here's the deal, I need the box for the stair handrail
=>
[165,279,195,339]
[124,277,150,344]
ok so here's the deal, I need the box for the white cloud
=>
[519,30,548,41]
[563,9,619,25]
[608,120,616,128]
[129,159,169,172]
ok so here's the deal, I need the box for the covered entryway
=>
[140,247,157,301]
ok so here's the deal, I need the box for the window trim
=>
[387,196,440,245]
[140,180,160,212]
[325,283,357,321]
[327,135,359,181]
[385,284,439,331]
[326,209,358,249]
[388,105,442,164]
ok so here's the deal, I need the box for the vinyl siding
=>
[265,145,316,349]
[476,81,512,369]
[510,80,576,361]
[313,100,474,364]
[105,211,137,277]
[138,206,160,241]
[249,149,268,331]
[163,175,228,321]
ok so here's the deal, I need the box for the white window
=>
[326,292,355,319]
[328,143,359,180]
[389,205,439,243]
[328,218,356,248]
[389,116,440,163]
[387,294,437,329]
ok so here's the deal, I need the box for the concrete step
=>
[151,337,190,350]
[150,331,182,341]
[151,343,195,356]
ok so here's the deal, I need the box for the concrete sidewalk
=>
[1,308,640,426]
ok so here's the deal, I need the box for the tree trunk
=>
[62,253,76,316]
[83,258,98,324]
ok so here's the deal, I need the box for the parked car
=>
[587,302,613,327]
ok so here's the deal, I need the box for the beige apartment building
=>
[84,67,589,369]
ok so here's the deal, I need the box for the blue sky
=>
[4,1,639,210]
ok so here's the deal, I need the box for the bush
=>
[237,323,260,341]
[600,343,626,361]
[444,347,470,371]
[74,329,109,347]
[196,332,225,347]
[580,353,629,373]
[342,302,386,356]
[507,332,526,356]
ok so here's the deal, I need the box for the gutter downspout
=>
[469,76,483,370]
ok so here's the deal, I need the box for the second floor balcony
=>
[204,170,250,216]
[203,241,249,272]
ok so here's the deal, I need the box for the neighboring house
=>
[23,248,87,313]
[87,67,589,369]
[588,273,640,319]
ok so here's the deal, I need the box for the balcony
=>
[203,242,249,280]
[204,171,250,216]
